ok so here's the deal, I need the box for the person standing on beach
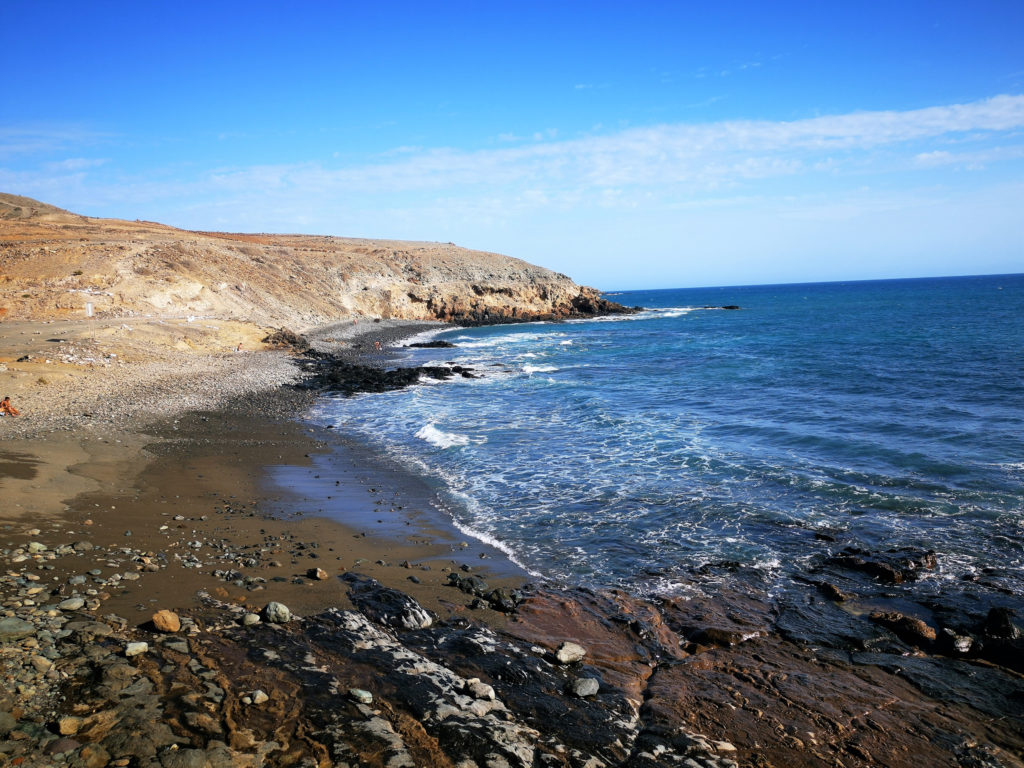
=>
[0,396,19,416]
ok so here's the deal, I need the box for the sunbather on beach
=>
[1,396,20,416]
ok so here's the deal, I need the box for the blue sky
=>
[2,1,1023,289]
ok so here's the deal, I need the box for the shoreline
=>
[2,318,1024,767]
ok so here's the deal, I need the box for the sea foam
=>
[415,423,472,448]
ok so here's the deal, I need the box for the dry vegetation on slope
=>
[0,193,617,329]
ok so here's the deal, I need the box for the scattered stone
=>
[58,715,83,735]
[0,617,35,642]
[160,747,210,768]
[152,609,181,633]
[467,679,496,701]
[555,641,587,664]
[263,601,291,623]
[242,612,261,626]
[125,641,149,657]
[937,628,975,655]
[45,737,81,755]
[0,710,17,736]
[570,677,600,698]
[349,688,373,704]
[58,597,86,611]
[307,567,330,580]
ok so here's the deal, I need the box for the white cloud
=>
[0,125,111,159]
[44,157,109,171]
[4,95,1023,287]
[151,94,1024,209]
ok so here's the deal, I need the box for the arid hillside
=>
[0,193,622,329]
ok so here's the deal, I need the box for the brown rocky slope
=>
[0,193,626,328]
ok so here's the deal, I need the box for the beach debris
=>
[307,567,329,580]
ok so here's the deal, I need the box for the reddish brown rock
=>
[870,611,937,647]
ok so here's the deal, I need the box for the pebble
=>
[263,601,291,623]
[0,617,36,641]
[58,715,83,735]
[125,641,148,657]
[349,688,373,704]
[570,677,600,698]
[152,610,181,633]
[57,597,85,611]
[555,641,587,664]
[250,689,269,705]
[467,679,496,701]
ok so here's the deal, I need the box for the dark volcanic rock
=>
[977,607,1024,671]
[824,546,938,584]
[407,340,456,348]
[343,574,434,630]
[297,354,475,395]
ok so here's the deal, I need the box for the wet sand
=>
[1,320,526,627]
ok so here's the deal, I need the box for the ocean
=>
[310,274,1024,606]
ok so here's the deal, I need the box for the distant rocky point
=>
[0,193,633,328]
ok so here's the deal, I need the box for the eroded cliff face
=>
[0,194,630,329]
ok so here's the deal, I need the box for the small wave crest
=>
[523,364,559,374]
[414,423,472,448]
[449,518,543,577]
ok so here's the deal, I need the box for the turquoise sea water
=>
[313,274,1024,599]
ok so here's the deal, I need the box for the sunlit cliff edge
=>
[0,193,626,329]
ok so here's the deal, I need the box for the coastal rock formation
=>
[0,193,631,329]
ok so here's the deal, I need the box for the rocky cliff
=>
[0,193,629,329]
